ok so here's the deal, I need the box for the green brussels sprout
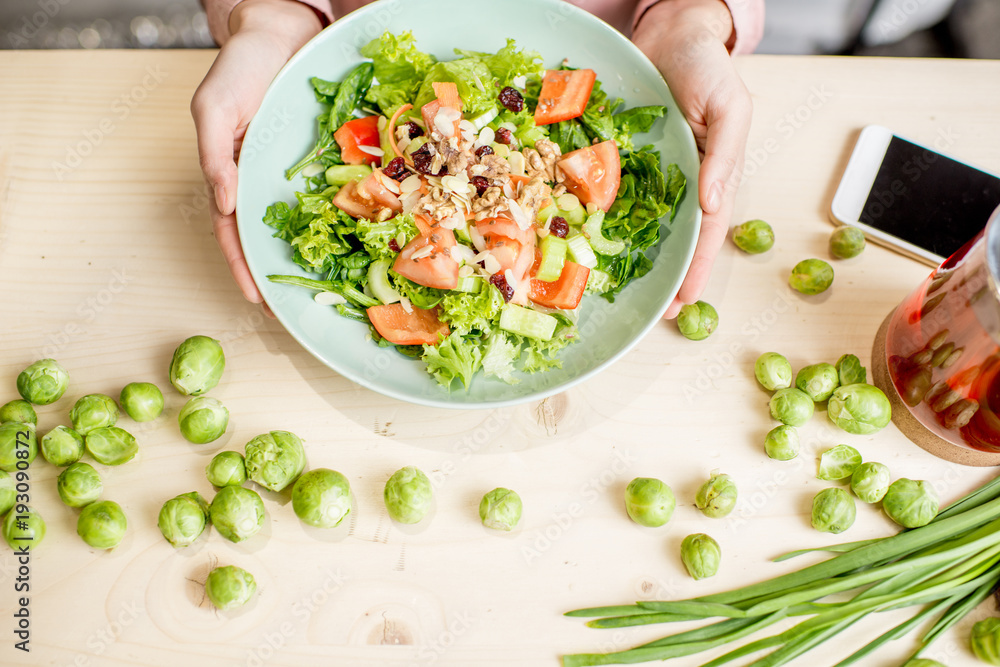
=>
[0,400,36,425]
[680,533,721,580]
[479,487,523,531]
[77,500,127,549]
[971,618,1000,665]
[57,462,103,508]
[817,444,863,481]
[85,426,137,466]
[0,422,37,472]
[835,354,867,386]
[157,492,209,547]
[795,363,840,402]
[677,301,719,341]
[624,477,675,527]
[292,468,353,529]
[789,258,834,295]
[827,383,892,434]
[769,387,815,427]
[16,359,69,405]
[0,471,15,516]
[811,487,856,534]
[210,486,265,543]
[695,472,738,518]
[850,462,891,504]
[70,394,119,435]
[754,352,793,391]
[119,382,164,422]
[829,226,866,259]
[883,478,939,528]
[178,396,229,444]
[169,335,225,396]
[902,660,947,667]
[205,565,257,611]
[206,451,247,487]
[384,466,433,524]
[3,506,45,551]
[732,219,775,254]
[40,425,84,467]
[244,431,307,492]
[764,425,799,461]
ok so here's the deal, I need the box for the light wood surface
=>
[1,50,999,666]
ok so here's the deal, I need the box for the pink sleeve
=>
[202,0,335,45]
[631,0,765,55]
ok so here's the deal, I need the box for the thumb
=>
[192,102,240,216]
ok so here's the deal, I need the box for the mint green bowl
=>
[236,0,701,409]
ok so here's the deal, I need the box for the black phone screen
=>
[860,136,1000,258]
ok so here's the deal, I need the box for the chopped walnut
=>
[517,177,550,223]
[471,186,505,220]
[376,207,394,222]
[416,187,458,222]
[552,183,567,197]
[479,154,511,181]
[524,139,562,181]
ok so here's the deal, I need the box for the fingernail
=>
[214,184,227,212]
[706,182,721,214]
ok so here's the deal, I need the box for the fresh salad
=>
[263,31,686,391]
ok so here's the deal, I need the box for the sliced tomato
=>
[476,215,535,247]
[334,116,381,166]
[557,139,621,212]
[420,82,463,139]
[534,69,597,125]
[332,180,379,220]
[367,303,449,346]
[529,260,590,310]
[358,169,402,212]
[393,226,460,290]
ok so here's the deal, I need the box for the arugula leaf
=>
[361,31,437,113]
[310,77,340,104]
[422,335,483,390]
[612,105,667,152]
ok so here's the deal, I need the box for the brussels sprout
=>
[70,394,119,435]
[883,478,939,528]
[902,660,947,667]
[828,384,892,434]
[16,359,69,405]
[0,471,15,516]
[206,451,247,487]
[732,219,775,254]
[119,382,164,422]
[811,487,856,534]
[40,425,84,467]
[677,301,719,341]
[834,354,866,386]
[789,258,834,295]
[829,226,866,259]
[157,492,209,547]
[850,462,891,504]
[0,400,36,425]
[85,426,137,466]
[169,335,225,396]
[244,431,307,492]
[479,487,523,531]
[695,472,738,518]
[292,468,353,528]
[754,352,793,391]
[0,422,37,472]
[680,533,721,580]
[77,500,127,549]
[817,444,863,481]
[764,425,799,461]
[178,396,229,444]
[795,363,840,402]
[210,486,265,543]
[57,462,103,508]
[971,618,1000,665]
[769,387,815,427]
[205,565,257,611]
[3,506,45,551]
[384,466,433,524]
[624,477,675,527]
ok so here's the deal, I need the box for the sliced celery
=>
[561,203,586,227]
[325,165,371,187]
[499,305,557,341]
[583,210,625,256]
[454,276,482,293]
[586,269,613,293]
[567,234,598,269]
[366,258,401,304]
[536,235,569,282]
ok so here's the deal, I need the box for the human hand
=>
[632,0,752,319]
[191,0,322,309]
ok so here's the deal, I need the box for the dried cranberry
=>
[475,145,494,158]
[494,127,513,145]
[489,272,515,302]
[549,216,569,238]
[411,144,445,176]
[470,175,490,196]
[383,157,407,181]
[401,121,423,139]
[498,86,524,113]
[388,238,401,253]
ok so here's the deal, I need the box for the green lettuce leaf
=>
[356,213,419,261]
[521,324,579,373]
[422,335,483,390]
[413,59,496,120]
[437,282,503,336]
[481,332,520,385]
[361,31,437,113]
[453,39,543,88]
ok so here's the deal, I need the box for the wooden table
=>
[2,50,999,666]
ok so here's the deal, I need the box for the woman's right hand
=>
[191,0,322,306]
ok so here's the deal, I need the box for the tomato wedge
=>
[529,260,590,310]
[534,69,597,125]
[421,81,463,138]
[332,180,380,220]
[367,303,449,346]
[358,169,402,212]
[476,215,535,247]
[393,226,460,290]
[557,139,621,212]
[334,116,381,166]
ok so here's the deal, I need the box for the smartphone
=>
[830,125,1000,265]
